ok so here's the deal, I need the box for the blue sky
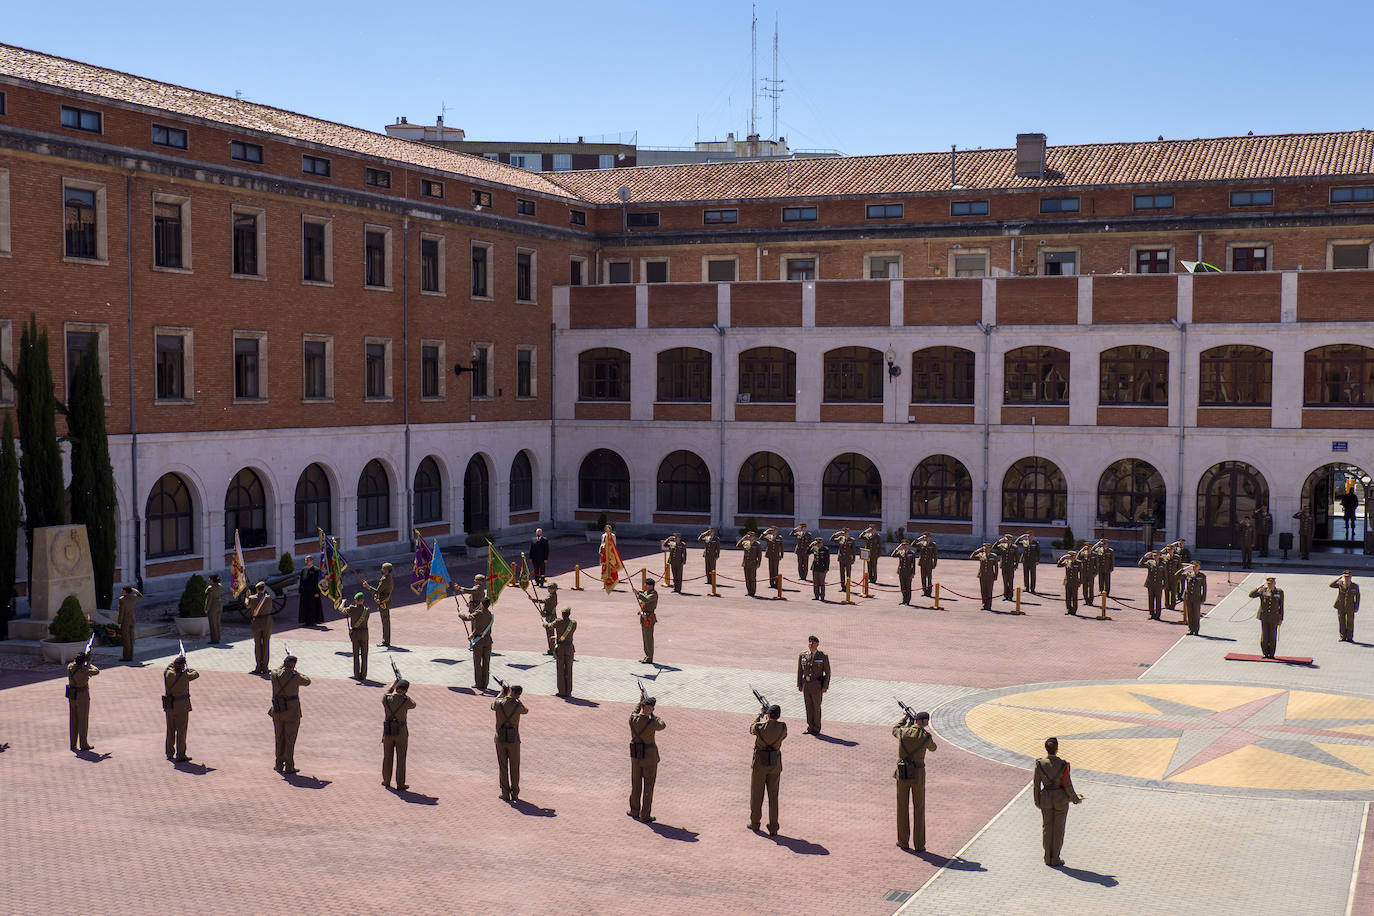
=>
[8,0,1374,155]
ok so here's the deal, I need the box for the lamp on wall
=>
[885,345,900,381]
[452,344,481,377]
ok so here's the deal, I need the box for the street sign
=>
[1333,441,1349,452]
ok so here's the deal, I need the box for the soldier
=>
[492,682,527,802]
[1332,570,1361,642]
[860,526,882,584]
[66,650,98,752]
[790,522,813,581]
[363,562,395,648]
[748,703,787,837]
[1249,576,1284,659]
[162,652,199,762]
[1018,533,1040,594]
[454,572,488,611]
[661,533,687,594]
[893,540,916,605]
[1078,545,1096,606]
[529,527,550,587]
[546,608,577,697]
[459,596,495,692]
[737,531,762,597]
[1255,504,1273,557]
[1163,542,1186,611]
[1294,506,1316,560]
[893,709,936,852]
[117,584,142,662]
[808,537,831,601]
[381,677,416,791]
[1095,540,1115,596]
[916,533,939,597]
[540,582,559,655]
[204,574,224,644]
[341,591,370,681]
[1058,551,1079,615]
[1238,515,1256,570]
[796,636,831,734]
[246,581,273,676]
[697,527,721,586]
[1033,736,1083,867]
[1139,551,1164,619]
[1182,561,1208,636]
[831,527,857,592]
[269,654,311,774]
[627,695,666,823]
[996,535,1019,601]
[970,544,998,611]
[762,526,785,591]
[634,578,658,664]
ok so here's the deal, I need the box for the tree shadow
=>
[173,760,215,775]
[75,749,112,763]
[916,852,986,872]
[511,799,556,817]
[769,834,828,855]
[395,788,439,805]
[283,773,331,789]
[813,734,858,747]
[562,697,600,708]
[1057,864,1119,886]
[647,821,699,842]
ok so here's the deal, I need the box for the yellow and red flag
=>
[599,529,628,593]
[230,529,249,597]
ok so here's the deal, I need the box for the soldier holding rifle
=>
[627,683,666,823]
[893,701,937,852]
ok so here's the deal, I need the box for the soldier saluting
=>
[995,535,1019,601]
[893,540,917,606]
[790,522,813,581]
[1249,576,1284,659]
[1138,550,1164,619]
[660,533,687,594]
[1182,560,1208,636]
[970,543,998,611]
[1332,570,1361,642]
[808,537,831,601]
[762,526,785,591]
[831,527,857,592]
[893,707,936,852]
[916,532,939,597]
[1017,533,1039,594]
[627,693,666,823]
[341,591,370,681]
[860,526,882,584]
[1058,550,1080,615]
[796,636,831,735]
[737,530,763,597]
[697,528,721,585]
[162,650,199,762]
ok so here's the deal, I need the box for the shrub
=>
[465,531,492,548]
[48,594,90,642]
[744,516,758,535]
[1057,526,1076,549]
[277,552,295,575]
[596,512,609,530]
[178,573,208,618]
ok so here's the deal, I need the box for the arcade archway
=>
[1301,463,1371,548]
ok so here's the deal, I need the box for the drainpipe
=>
[403,219,412,545]
[756,245,762,281]
[549,320,557,528]
[126,172,141,593]
[1171,317,1187,540]
[714,322,726,527]
[976,320,994,541]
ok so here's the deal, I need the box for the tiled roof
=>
[0,44,577,199]
[546,131,1374,204]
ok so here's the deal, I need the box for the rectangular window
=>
[626,212,660,227]
[364,229,388,288]
[1230,246,1269,272]
[1134,193,1174,210]
[301,154,331,177]
[1231,189,1273,207]
[707,259,737,282]
[1042,250,1078,276]
[421,344,440,398]
[364,167,391,188]
[472,190,492,207]
[420,236,442,292]
[303,338,329,400]
[471,243,490,297]
[471,344,490,397]
[151,124,188,149]
[951,200,989,216]
[510,153,540,171]
[365,342,387,399]
[517,347,534,398]
[64,186,98,260]
[569,258,585,286]
[421,179,444,199]
[953,253,988,277]
[61,105,101,132]
[155,333,185,399]
[1135,248,1171,274]
[599,154,615,169]
[570,209,587,226]
[868,255,901,279]
[608,260,632,284]
[1331,187,1374,204]
[302,220,329,282]
[0,92,6,116]
[785,258,816,281]
[234,336,261,399]
[516,250,534,301]
[232,209,262,277]
[704,208,738,224]
[1039,197,1080,213]
[483,153,501,162]
[644,260,668,284]
[866,203,903,219]
[515,198,536,216]
[65,330,97,394]
[230,140,263,164]
[782,206,817,222]
[552,154,572,170]
[153,201,184,269]
[1332,243,1371,270]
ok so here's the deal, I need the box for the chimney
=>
[437,114,444,127]
[1015,133,1047,178]
[400,116,407,124]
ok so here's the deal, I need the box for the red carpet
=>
[1224,652,1314,665]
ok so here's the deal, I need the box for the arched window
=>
[823,347,883,403]
[463,456,490,533]
[910,455,972,520]
[294,463,331,538]
[225,468,268,549]
[1004,347,1070,404]
[657,348,712,402]
[738,347,796,403]
[146,472,193,558]
[413,457,442,524]
[911,347,975,404]
[1097,459,1165,527]
[737,452,795,515]
[822,453,882,518]
[1002,458,1067,523]
[1199,345,1272,406]
[579,348,630,401]
[1304,345,1374,406]
[1100,346,1169,405]
[357,460,391,532]
[657,450,711,513]
[509,451,534,512]
[579,449,630,510]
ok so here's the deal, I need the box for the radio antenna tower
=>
[761,14,784,141]
[749,4,758,138]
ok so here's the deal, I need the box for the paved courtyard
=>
[4,542,1374,914]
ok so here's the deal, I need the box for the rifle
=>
[82,633,94,659]
[177,639,186,661]
[751,685,770,713]
[390,657,401,681]
[895,697,919,724]
[282,643,291,661]
[635,677,649,708]
[493,674,509,695]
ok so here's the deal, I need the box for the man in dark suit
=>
[529,528,550,587]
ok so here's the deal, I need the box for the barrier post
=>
[662,553,670,588]
[710,570,719,597]
[862,573,871,599]
[1013,585,1025,615]
[842,576,855,605]
[774,574,785,600]
[1097,591,1112,621]
[572,565,584,591]
[933,582,942,610]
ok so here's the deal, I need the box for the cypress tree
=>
[0,414,19,640]
[68,346,117,608]
[14,315,65,586]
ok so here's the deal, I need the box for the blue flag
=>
[425,544,451,609]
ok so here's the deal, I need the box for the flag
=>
[487,541,516,606]
[599,529,628,593]
[317,529,348,607]
[230,529,249,597]
[410,531,435,596]
[425,544,451,609]
[514,555,530,590]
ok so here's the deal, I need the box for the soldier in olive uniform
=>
[831,527,857,592]
[1332,571,1361,642]
[454,572,487,611]
[1161,544,1180,610]
[1249,576,1284,658]
[860,526,882,584]
[1078,546,1096,606]
[1238,516,1256,570]
[363,562,395,648]
[1017,534,1040,594]
[247,581,273,676]
[459,596,495,692]
[748,704,787,836]
[661,533,687,594]
[1182,561,1208,636]
[66,651,98,752]
[916,533,939,597]
[1058,552,1080,615]
[996,536,1019,601]
[628,696,666,823]
[737,531,762,597]
[790,523,813,580]
[971,544,998,611]
[269,655,311,774]
[697,528,721,586]
[797,636,831,734]
[540,582,559,655]
[893,709,937,851]
[118,585,142,661]
[808,538,831,601]
[341,591,370,681]
[381,678,416,791]
[205,574,224,644]
[492,683,527,801]
[1139,551,1164,619]
[162,653,199,762]
[1033,736,1083,867]
[1095,540,1115,596]
[893,540,917,605]
[1295,506,1316,560]
[1256,504,1273,557]
[634,579,658,664]
[762,527,785,591]
[546,608,577,697]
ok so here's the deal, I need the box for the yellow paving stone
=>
[1285,690,1374,721]
[1175,744,1374,792]
[989,685,1164,716]
[966,704,1119,758]
[1314,742,1374,775]
[1057,737,1177,780]
[1130,682,1281,712]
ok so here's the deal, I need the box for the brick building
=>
[1,44,1372,598]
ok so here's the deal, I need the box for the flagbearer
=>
[363,562,395,649]
[247,582,273,676]
[163,651,199,762]
[540,582,559,655]
[459,596,495,692]
[634,579,659,664]
[205,574,224,644]
[342,592,370,681]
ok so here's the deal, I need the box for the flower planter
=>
[176,616,210,638]
[42,639,88,665]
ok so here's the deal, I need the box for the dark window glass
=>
[866,203,903,219]
[579,348,629,400]
[422,180,444,199]
[365,342,387,398]
[152,124,187,149]
[303,222,327,282]
[153,201,182,269]
[1039,197,1080,213]
[951,200,989,216]
[785,258,816,281]
[704,208,738,224]
[782,206,817,222]
[1097,458,1166,528]
[1134,194,1174,210]
[509,452,534,511]
[1231,246,1269,271]
[516,349,533,398]
[365,230,387,287]
[65,331,95,394]
[516,251,533,301]
[569,259,584,286]
[230,141,263,163]
[706,259,736,282]
[234,337,260,399]
[1043,251,1077,276]
[608,261,632,284]
[1230,189,1273,207]
[1199,345,1272,406]
[738,347,796,403]
[516,198,536,216]
[868,256,901,279]
[413,456,442,524]
[155,334,184,399]
[1331,187,1374,204]
[1003,346,1070,404]
[737,452,794,515]
[626,212,659,227]
[146,473,193,558]
[294,463,331,537]
[225,468,268,549]
[911,346,975,403]
[301,154,331,177]
[470,345,490,398]
[64,187,98,259]
[421,344,440,398]
[472,190,492,207]
[303,339,327,399]
[1135,248,1171,273]
[0,92,6,116]
[1303,345,1374,407]
[233,212,259,276]
[1333,244,1371,270]
[365,167,391,188]
[356,459,390,531]
[570,209,587,225]
[657,450,710,513]
[910,455,972,520]
[1100,346,1169,404]
[471,245,489,296]
[644,261,668,284]
[61,105,101,132]
[822,453,882,518]
[1002,457,1066,523]
[578,448,630,510]
[657,347,711,402]
[421,238,441,292]
[823,347,883,402]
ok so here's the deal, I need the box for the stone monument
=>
[29,525,96,620]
